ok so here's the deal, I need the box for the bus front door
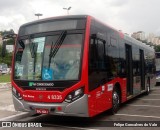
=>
[140,49,145,91]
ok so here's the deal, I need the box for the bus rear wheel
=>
[111,88,120,114]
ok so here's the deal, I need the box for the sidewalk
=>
[0,82,11,88]
[0,83,21,120]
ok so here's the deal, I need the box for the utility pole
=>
[63,7,72,15]
[35,13,43,19]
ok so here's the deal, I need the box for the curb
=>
[0,112,29,121]
[0,82,11,89]
[0,82,11,84]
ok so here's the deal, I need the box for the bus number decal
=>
[47,95,62,100]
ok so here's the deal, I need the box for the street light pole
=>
[35,13,43,19]
[63,7,71,15]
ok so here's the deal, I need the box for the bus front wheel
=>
[111,88,120,114]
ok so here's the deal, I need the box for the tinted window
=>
[19,19,86,36]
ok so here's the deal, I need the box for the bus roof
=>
[124,34,155,52]
[20,15,88,28]
[19,15,155,52]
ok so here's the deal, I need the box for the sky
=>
[0,0,160,36]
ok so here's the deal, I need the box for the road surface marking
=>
[151,88,160,90]
[115,113,160,119]
[44,123,99,130]
[128,104,160,108]
[0,112,29,121]
[137,98,160,100]
[0,105,15,112]
[16,115,99,130]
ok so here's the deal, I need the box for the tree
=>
[0,45,13,67]
[154,45,160,52]
[0,29,14,36]
[0,29,15,67]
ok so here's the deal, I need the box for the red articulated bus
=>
[2,15,156,117]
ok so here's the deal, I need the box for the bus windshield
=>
[14,32,83,81]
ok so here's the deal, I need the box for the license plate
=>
[36,108,49,114]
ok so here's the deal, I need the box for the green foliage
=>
[0,29,14,66]
[0,45,13,67]
[0,74,11,83]
[0,29,14,35]
[154,45,160,52]
[0,29,15,67]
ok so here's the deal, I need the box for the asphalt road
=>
[1,86,160,130]
[0,86,21,119]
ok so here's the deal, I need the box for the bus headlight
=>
[65,87,84,103]
[12,86,22,100]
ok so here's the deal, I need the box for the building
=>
[131,31,146,41]
[0,34,14,52]
[153,37,160,45]
[147,33,155,43]
[146,33,160,45]
[6,45,14,52]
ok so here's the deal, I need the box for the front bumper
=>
[13,94,89,117]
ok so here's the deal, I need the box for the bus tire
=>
[145,79,150,95]
[111,87,120,114]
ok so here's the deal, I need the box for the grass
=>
[0,74,11,83]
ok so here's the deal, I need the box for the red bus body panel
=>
[88,77,127,117]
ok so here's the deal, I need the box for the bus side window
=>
[97,40,107,70]
[89,37,106,72]
[89,38,98,70]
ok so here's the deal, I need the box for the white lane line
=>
[137,98,160,100]
[0,112,29,121]
[45,123,99,130]
[128,104,160,108]
[151,88,160,90]
[19,115,99,130]
[0,105,15,112]
[149,94,160,96]
[115,114,160,119]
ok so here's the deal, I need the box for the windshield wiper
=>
[48,30,67,68]
[19,40,25,49]
[18,38,37,58]
[29,41,38,58]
